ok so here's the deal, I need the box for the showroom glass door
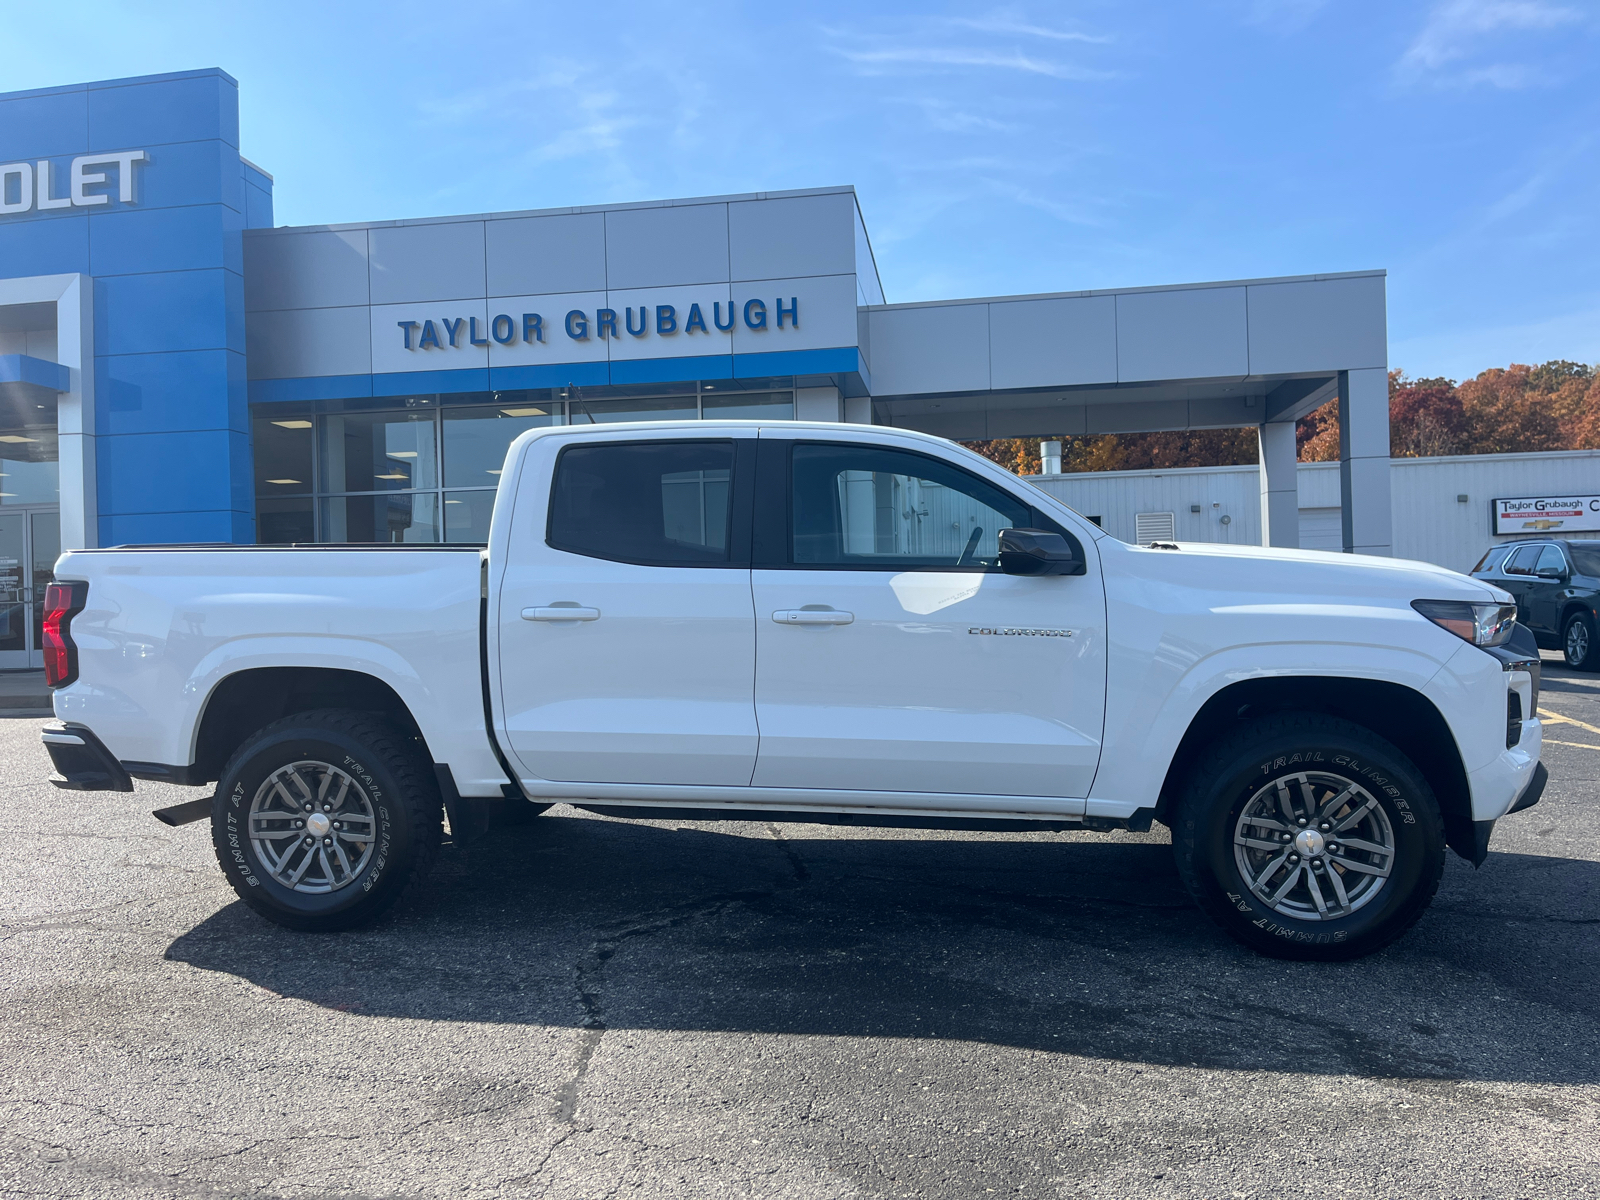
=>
[0,508,60,670]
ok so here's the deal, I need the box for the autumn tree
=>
[965,359,1600,473]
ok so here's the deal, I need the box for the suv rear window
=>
[547,440,735,566]
[1472,544,1513,573]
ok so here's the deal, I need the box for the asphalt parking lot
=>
[3,658,1599,1199]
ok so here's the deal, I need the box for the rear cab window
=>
[546,439,748,567]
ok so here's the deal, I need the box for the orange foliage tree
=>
[969,359,1600,474]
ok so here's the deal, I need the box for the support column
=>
[842,394,872,424]
[1338,368,1392,556]
[1257,421,1298,548]
[793,386,841,422]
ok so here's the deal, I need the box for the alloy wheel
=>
[1232,771,1395,920]
[248,760,377,894]
[1568,620,1589,666]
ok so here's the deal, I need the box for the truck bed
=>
[50,545,506,795]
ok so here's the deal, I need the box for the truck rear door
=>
[495,432,759,787]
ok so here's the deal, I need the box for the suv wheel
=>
[1564,611,1598,671]
[210,709,442,932]
[1172,712,1445,961]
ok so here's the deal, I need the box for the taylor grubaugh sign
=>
[1492,495,1600,535]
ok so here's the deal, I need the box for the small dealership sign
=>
[1492,495,1600,535]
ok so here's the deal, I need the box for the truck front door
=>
[748,434,1107,805]
[496,434,758,787]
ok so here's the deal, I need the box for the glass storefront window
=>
[253,412,315,496]
[321,493,440,543]
[253,382,796,543]
[321,411,438,493]
[442,404,555,487]
[572,395,699,424]
[0,425,60,505]
[702,391,794,420]
[443,490,497,542]
[257,497,315,545]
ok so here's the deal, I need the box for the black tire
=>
[210,709,442,932]
[1172,712,1445,961]
[1564,611,1599,671]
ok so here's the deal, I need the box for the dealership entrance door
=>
[0,508,60,670]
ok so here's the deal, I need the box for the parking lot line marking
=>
[1540,708,1600,737]
[1543,739,1600,751]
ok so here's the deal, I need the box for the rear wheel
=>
[210,709,441,931]
[1172,712,1445,960]
[1565,612,1598,671]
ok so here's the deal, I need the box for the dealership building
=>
[1,66,1405,666]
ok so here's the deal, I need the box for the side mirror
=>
[998,528,1084,577]
[1536,567,1567,580]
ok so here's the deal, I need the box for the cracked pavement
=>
[3,656,1600,1198]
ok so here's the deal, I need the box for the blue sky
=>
[6,1,1597,382]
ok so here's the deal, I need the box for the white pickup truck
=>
[39,420,1547,959]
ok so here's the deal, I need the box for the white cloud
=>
[1398,1,1584,87]
[942,13,1112,43]
[837,44,1112,81]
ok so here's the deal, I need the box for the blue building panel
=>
[101,508,254,547]
[96,427,254,520]
[134,139,244,213]
[87,70,239,149]
[89,203,243,277]
[486,362,610,392]
[0,213,90,277]
[0,87,89,161]
[96,349,248,436]
[609,354,734,386]
[248,374,373,405]
[94,269,241,356]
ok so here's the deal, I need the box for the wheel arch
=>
[1155,675,1476,862]
[190,666,430,784]
[1560,601,1595,633]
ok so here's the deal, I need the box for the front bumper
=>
[41,724,133,792]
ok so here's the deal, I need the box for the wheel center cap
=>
[1295,828,1326,857]
[305,812,332,838]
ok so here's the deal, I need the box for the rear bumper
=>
[41,724,133,792]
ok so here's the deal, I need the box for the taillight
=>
[42,581,87,689]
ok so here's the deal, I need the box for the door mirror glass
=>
[998,528,1084,576]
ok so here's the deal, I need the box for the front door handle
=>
[523,606,601,622]
[772,609,854,626]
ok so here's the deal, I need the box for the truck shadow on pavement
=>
[166,811,1600,1086]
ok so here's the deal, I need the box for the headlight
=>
[1411,599,1518,647]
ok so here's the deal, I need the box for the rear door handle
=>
[772,609,854,626]
[523,606,601,622]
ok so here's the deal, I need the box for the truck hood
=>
[1108,540,1510,606]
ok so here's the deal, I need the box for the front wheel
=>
[210,709,442,931]
[1565,612,1598,671]
[1172,712,1445,961]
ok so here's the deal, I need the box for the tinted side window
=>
[1536,545,1568,575]
[790,443,1032,570]
[1472,545,1512,573]
[1504,544,1543,575]
[548,440,734,566]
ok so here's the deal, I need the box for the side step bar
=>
[152,797,214,827]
